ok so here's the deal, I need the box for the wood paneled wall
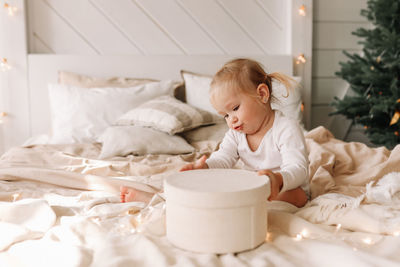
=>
[312,0,372,144]
[27,0,291,55]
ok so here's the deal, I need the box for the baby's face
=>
[211,89,270,135]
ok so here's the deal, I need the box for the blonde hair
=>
[210,58,296,104]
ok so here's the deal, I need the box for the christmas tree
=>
[331,0,400,148]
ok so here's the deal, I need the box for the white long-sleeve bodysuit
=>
[206,111,309,194]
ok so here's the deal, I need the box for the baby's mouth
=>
[234,125,243,131]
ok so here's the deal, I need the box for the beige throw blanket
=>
[1,126,399,198]
[307,126,400,198]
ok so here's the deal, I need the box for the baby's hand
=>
[180,155,209,171]
[257,169,283,200]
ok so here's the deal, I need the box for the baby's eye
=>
[233,105,239,111]
[224,114,229,119]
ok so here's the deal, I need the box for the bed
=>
[1,0,400,266]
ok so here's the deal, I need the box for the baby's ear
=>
[257,83,270,103]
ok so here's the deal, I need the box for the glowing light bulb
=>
[301,229,309,238]
[294,234,303,241]
[12,193,20,201]
[92,217,100,225]
[4,3,17,16]
[362,237,373,245]
[0,112,7,124]
[266,232,272,242]
[296,54,306,65]
[298,5,306,16]
[1,58,11,71]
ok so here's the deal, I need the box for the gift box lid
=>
[164,169,270,208]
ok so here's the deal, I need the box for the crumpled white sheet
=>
[1,173,400,267]
[0,199,55,251]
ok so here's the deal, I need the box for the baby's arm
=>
[180,155,209,171]
[204,129,239,168]
[258,169,307,207]
[258,169,283,200]
[274,118,309,193]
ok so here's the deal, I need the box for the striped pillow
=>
[115,95,221,135]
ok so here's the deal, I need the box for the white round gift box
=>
[164,169,270,254]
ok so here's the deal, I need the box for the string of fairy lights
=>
[0,0,399,254]
[0,1,16,123]
[296,4,307,113]
[0,3,308,125]
[1,1,15,71]
[296,4,307,65]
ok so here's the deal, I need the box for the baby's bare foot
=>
[120,186,154,203]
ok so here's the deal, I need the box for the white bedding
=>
[1,127,400,266]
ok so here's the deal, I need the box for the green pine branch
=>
[331,0,400,148]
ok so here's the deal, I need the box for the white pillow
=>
[182,71,303,125]
[48,80,176,144]
[98,126,195,159]
[58,71,158,88]
[181,71,215,114]
[115,95,222,135]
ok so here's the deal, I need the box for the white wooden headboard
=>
[0,0,312,153]
[28,54,293,136]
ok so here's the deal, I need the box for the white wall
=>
[311,0,373,145]
[0,0,30,155]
